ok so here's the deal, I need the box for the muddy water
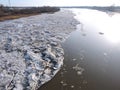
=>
[39,9,120,90]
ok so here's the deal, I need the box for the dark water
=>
[39,9,120,90]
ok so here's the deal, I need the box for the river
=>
[39,9,120,90]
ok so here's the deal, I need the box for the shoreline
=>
[0,13,40,21]
[0,9,79,90]
[0,6,60,21]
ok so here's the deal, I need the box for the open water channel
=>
[39,9,120,90]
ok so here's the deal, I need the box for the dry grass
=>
[0,14,39,21]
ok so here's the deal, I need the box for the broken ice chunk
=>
[70,85,74,88]
[73,64,84,75]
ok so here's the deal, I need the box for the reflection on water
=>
[39,9,120,90]
[73,9,120,43]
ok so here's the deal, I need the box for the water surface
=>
[39,9,120,90]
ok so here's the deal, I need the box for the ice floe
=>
[0,9,79,90]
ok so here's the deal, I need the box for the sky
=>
[0,0,120,7]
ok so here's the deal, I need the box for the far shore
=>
[1,6,120,21]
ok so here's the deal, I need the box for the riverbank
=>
[0,6,60,21]
[0,9,79,90]
[0,13,40,21]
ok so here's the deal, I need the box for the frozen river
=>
[0,9,78,90]
[39,9,120,90]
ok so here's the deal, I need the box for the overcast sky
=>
[0,0,120,6]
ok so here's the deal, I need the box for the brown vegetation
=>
[0,5,60,21]
[0,14,40,21]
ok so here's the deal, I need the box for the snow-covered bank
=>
[0,9,79,90]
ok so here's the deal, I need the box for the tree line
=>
[0,5,60,17]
